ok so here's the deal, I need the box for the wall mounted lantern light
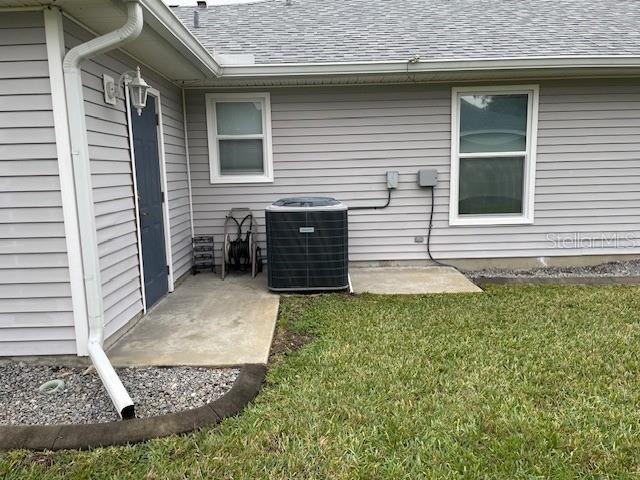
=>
[103,66,150,116]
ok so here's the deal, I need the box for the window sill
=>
[209,174,274,185]
[449,215,534,226]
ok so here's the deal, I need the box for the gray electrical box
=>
[418,168,438,187]
[386,170,399,189]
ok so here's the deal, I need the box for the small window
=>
[205,92,273,183]
[449,85,539,225]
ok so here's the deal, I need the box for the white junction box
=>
[386,170,399,189]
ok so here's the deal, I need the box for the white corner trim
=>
[182,89,195,239]
[44,7,89,357]
[204,92,274,184]
[448,84,540,226]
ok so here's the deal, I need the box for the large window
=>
[205,92,273,184]
[449,85,539,225]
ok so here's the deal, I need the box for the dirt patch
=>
[268,327,313,363]
[269,294,317,363]
[20,453,54,470]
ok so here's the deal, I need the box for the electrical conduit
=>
[62,0,144,420]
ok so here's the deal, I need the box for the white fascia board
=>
[220,55,640,78]
[137,0,221,77]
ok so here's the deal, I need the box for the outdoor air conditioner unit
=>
[266,197,349,291]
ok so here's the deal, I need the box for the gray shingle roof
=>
[172,0,640,65]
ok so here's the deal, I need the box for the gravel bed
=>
[467,259,640,279]
[0,364,239,425]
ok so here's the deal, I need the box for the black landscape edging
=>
[0,363,266,451]
[472,275,640,287]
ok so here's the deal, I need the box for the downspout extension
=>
[62,0,143,420]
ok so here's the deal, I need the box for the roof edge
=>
[219,55,640,78]
[138,0,222,77]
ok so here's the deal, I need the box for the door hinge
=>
[161,191,165,203]
[155,113,159,126]
[167,265,170,274]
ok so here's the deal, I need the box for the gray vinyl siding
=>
[162,95,194,282]
[185,80,640,262]
[0,12,76,356]
[64,19,192,340]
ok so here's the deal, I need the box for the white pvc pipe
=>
[63,0,144,420]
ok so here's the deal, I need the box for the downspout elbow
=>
[63,0,143,72]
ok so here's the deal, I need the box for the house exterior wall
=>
[62,19,192,341]
[185,79,640,263]
[0,11,76,356]
[0,12,193,357]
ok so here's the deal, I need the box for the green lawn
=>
[3,285,640,479]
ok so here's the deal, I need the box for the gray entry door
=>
[131,95,168,308]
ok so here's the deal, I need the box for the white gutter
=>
[220,55,640,78]
[62,0,144,420]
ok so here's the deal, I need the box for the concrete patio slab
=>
[350,266,482,294]
[107,273,279,367]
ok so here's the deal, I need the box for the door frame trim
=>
[126,85,174,313]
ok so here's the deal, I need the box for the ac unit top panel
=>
[267,196,347,212]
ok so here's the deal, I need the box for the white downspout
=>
[62,0,143,420]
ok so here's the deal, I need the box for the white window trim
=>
[205,92,274,184]
[449,84,539,226]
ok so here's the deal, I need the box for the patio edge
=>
[0,363,266,451]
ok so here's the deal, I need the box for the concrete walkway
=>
[350,266,482,294]
[108,273,279,367]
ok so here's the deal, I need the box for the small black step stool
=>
[192,235,216,274]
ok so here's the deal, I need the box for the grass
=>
[3,285,640,479]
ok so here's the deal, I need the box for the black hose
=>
[350,188,392,211]
[227,214,253,271]
[426,186,458,270]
